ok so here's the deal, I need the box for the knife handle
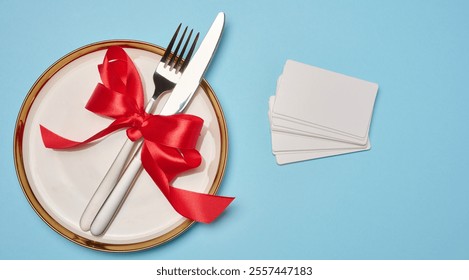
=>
[90,146,144,236]
[79,99,157,232]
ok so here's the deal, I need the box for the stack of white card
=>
[269,60,378,165]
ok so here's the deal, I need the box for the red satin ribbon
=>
[40,46,234,223]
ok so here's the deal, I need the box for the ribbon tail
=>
[40,119,130,149]
[141,142,234,223]
[169,187,235,223]
[40,125,82,148]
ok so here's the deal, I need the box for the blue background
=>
[1,0,468,259]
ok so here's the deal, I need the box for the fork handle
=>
[79,99,157,232]
[90,146,144,236]
[79,137,140,231]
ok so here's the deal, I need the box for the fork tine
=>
[161,23,181,63]
[174,29,193,72]
[168,26,188,69]
[180,32,200,72]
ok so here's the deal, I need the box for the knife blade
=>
[89,12,225,236]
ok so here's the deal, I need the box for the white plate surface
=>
[15,41,227,251]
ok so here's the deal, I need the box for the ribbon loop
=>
[40,46,234,223]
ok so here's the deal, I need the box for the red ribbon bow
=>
[40,46,234,223]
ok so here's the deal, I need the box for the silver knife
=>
[89,12,225,236]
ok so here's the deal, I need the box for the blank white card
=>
[269,60,378,164]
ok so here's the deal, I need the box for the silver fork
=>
[153,24,199,101]
[79,25,199,232]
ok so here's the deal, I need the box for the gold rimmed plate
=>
[14,40,228,252]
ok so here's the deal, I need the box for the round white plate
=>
[14,40,228,252]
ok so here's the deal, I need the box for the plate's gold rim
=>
[13,40,228,252]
